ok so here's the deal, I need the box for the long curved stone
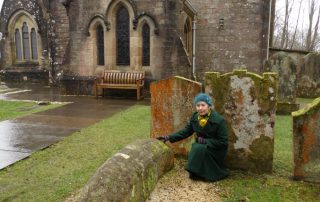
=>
[79,139,174,202]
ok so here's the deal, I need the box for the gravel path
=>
[147,159,222,202]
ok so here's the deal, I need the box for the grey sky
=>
[0,0,314,31]
[276,0,319,31]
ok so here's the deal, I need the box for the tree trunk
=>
[310,6,320,50]
[280,0,290,48]
[306,0,315,50]
[291,0,302,49]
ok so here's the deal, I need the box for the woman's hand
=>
[196,137,206,144]
[156,136,170,143]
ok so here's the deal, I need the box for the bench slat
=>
[96,70,145,100]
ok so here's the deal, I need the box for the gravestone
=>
[150,76,202,156]
[292,97,320,183]
[297,53,320,98]
[79,139,174,202]
[269,52,299,114]
[205,69,278,173]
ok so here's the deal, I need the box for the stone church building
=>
[0,0,273,94]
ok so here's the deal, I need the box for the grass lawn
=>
[0,105,150,202]
[296,97,317,105]
[1,101,319,201]
[0,100,61,121]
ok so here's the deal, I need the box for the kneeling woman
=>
[157,93,229,182]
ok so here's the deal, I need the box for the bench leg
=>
[95,86,98,98]
[142,87,145,99]
[137,87,140,100]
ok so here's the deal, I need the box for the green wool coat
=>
[168,110,229,182]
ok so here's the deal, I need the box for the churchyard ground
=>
[0,105,150,202]
[0,100,319,201]
[0,100,62,121]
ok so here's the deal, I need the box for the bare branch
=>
[280,0,290,48]
[310,5,320,50]
[306,0,315,50]
[290,0,302,49]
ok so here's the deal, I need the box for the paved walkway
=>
[0,84,149,169]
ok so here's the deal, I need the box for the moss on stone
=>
[174,76,202,85]
[205,69,278,173]
[304,159,320,173]
[276,102,300,115]
[292,97,320,117]
[141,167,157,199]
[249,135,274,173]
[79,139,174,201]
[205,69,278,114]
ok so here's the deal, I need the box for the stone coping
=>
[292,97,320,117]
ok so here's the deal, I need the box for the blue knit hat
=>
[194,93,213,106]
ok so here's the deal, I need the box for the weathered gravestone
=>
[79,139,174,202]
[297,53,320,98]
[268,52,299,114]
[205,69,278,173]
[150,76,202,156]
[292,97,320,183]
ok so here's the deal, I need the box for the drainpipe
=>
[267,0,272,59]
[192,18,197,81]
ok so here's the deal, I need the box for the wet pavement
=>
[0,84,149,169]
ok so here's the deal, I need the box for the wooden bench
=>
[95,70,145,100]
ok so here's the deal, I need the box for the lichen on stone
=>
[205,69,277,173]
[292,97,320,117]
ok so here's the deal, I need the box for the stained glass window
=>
[31,28,38,60]
[22,22,30,60]
[142,23,150,66]
[184,19,191,54]
[116,6,130,65]
[15,29,22,60]
[96,24,105,65]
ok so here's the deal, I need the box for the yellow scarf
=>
[198,110,211,127]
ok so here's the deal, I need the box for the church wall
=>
[0,0,271,94]
[0,0,47,68]
[189,0,270,79]
[64,0,190,82]
[49,1,70,72]
[0,0,49,83]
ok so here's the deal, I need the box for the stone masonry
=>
[188,0,270,78]
[292,97,320,183]
[150,76,202,156]
[205,69,278,173]
[0,1,47,83]
[268,52,299,114]
[297,53,320,98]
[0,0,272,95]
[79,139,174,201]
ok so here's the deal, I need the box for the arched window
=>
[15,29,22,60]
[142,23,150,66]
[96,24,105,65]
[9,11,42,64]
[22,22,30,60]
[116,6,130,66]
[184,18,192,54]
[30,28,38,60]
